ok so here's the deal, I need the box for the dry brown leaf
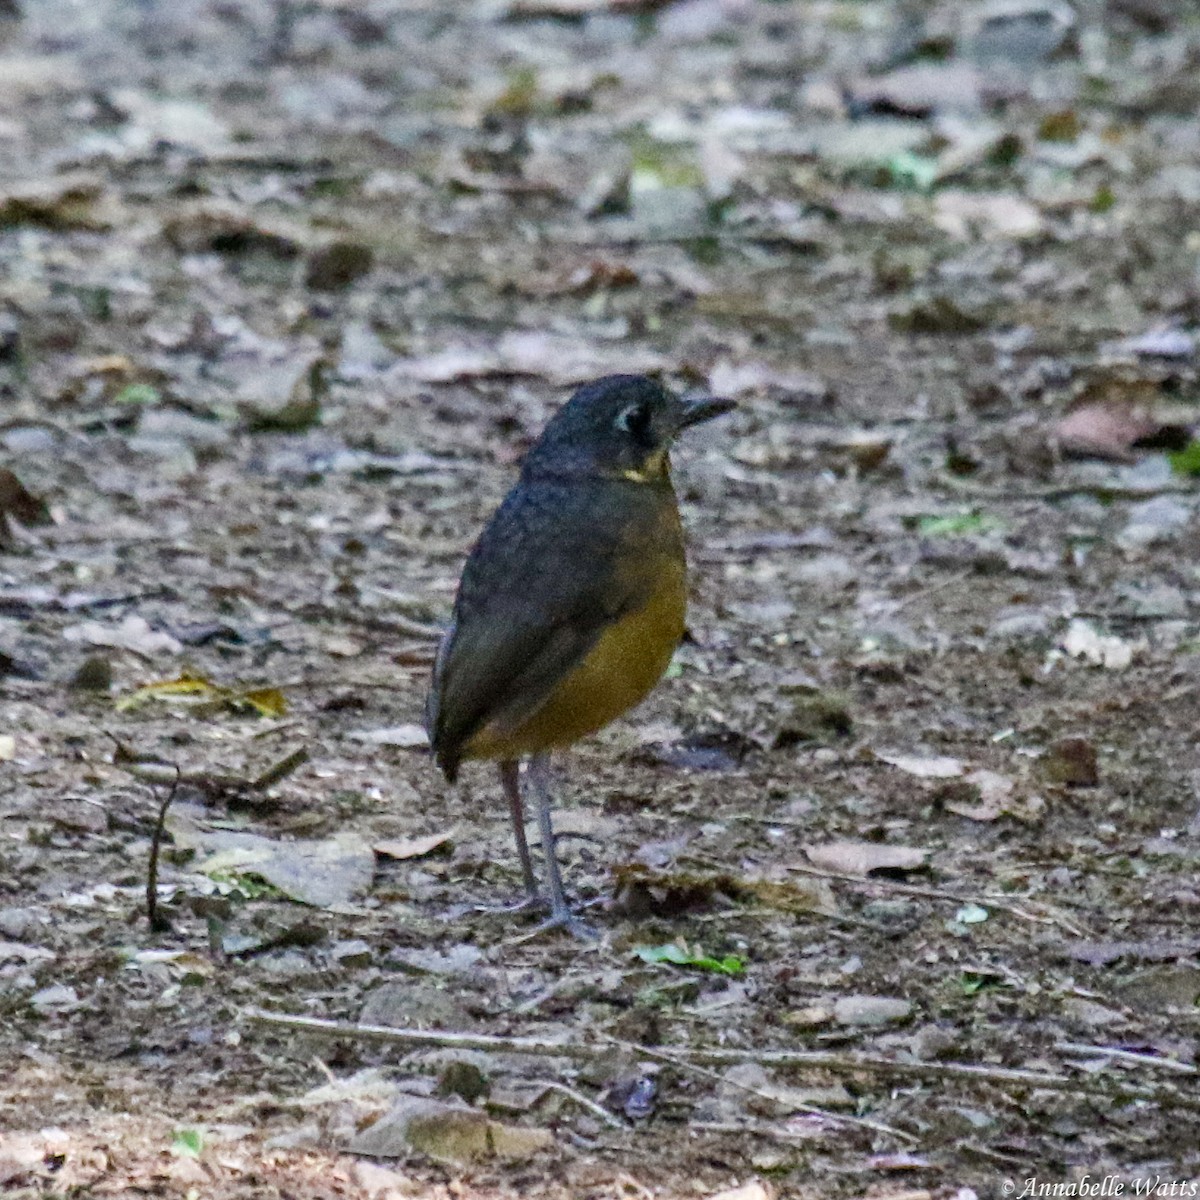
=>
[877,751,965,778]
[1054,374,1193,461]
[706,1183,774,1200]
[63,615,183,657]
[0,468,51,549]
[804,841,929,877]
[346,724,429,748]
[374,832,454,861]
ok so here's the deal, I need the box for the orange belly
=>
[464,571,686,762]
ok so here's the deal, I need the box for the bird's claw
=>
[531,905,599,942]
[474,892,550,916]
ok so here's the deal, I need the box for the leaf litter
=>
[2,0,1200,1195]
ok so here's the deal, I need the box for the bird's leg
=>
[498,759,540,901]
[528,753,597,939]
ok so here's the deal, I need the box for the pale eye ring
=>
[615,403,649,435]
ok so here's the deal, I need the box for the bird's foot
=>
[474,892,549,917]
[496,900,599,944]
[528,904,599,942]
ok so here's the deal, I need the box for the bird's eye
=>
[615,403,652,442]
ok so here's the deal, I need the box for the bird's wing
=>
[427,481,663,778]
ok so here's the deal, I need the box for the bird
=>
[426,374,735,934]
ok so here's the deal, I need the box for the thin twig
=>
[690,1118,847,1144]
[1056,1042,1199,1075]
[787,863,1090,939]
[242,1009,1183,1101]
[529,1080,626,1130]
[600,1035,916,1144]
[116,745,308,799]
[287,602,443,641]
[253,746,310,789]
[146,766,181,932]
[937,476,1197,503]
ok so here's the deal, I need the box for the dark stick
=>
[146,766,181,932]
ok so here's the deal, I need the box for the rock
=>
[833,994,913,1027]
[1117,965,1200,1011]
[968,0,1076,62]
[1119,496,1192,549]
[68,655,112,692]
[848,62,984,117]
[30,983,80,1013]
[989,608,1051,640]
[705,1180,775,1200]
[0,906,38,939]
[1062,997,1126,1029]
[910,1023,958,1060]
[1115,583,1187,620]
[185,826,375,909]
[136,408,231,451]
[348,1096,551,1163]
[360,980,474,1029]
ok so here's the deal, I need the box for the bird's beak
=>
[675,394,737,430]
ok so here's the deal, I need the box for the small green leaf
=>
[171,1128,204,1158]
[205,869,278,900]
[959,969,1007,996]
[885,151,938,192]
[114,383,161,406]
[1168,441,1200,478]
[916,511,1002,537]
[634,943,745,976]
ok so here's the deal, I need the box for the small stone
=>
[1062,997,1126,1029]
[833,994,913,1027]
[349,1096,550,1163]
[361,980,473,1029]
[0,907,38,939]
[69,655,112,692]
[30,983,80,1013]
[910,1023,958,1060]
[1119,496,1192,549]
[782,1005,833,1028]
[989,608,1051,640]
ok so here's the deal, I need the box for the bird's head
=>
[521,374,735,484]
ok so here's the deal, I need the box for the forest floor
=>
[1,0,1200,1196]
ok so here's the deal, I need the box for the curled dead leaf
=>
[803,841,929,877]
[877,751,965,778]
[374,832,454,860]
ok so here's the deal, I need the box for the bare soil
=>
[2,1,1199,1196]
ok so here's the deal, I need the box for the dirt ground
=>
[2,0,1200,1196]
